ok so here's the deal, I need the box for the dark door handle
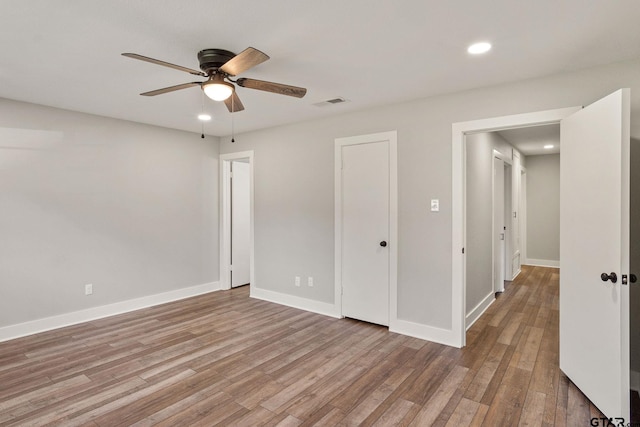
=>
[601,272,617,283]
[631,274,637,283]
[380,241,387,247]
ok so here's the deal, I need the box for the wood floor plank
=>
[342,368,413,426]
[519,390,547,427]
[265,413,302,427]
[282,363,367,420]
[407,365,468,426]
[444,397,481,427]
[0,266,607,425]
[463,342,508,402]
[371,398,414,426]
[566,380,591,426]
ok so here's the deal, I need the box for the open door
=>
[560,89,630,420]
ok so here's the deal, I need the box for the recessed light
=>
[198,114,212,121]
[467,42,492,55]
[544,144,554,149]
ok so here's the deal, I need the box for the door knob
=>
[380,241,387,247]
[600,272,617,283]
[631,274,637,283]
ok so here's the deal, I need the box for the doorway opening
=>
[452,106,579,347]
[463,124,561,332]
[220,151,254,291]
[455,91,632,420]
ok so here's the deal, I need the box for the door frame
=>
[518,166,527,276]
[220,151,255,291]
[452,107,579,347]
[492,150,512,294]
[334,131,398,324]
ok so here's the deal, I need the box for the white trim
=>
[465,292,495,330]
[493,148,513,165]
[520,166,527,264]
[492,154,506,294]
[524,259,560,268]
[334,131,398,326]
[631,370,640,393]
[220,151,255,291]
[390,319,459,348]
[452,106,580,347]
[251,287,341,319]
[0,281,220,343]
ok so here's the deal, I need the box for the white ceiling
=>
[497,124,560,156]
[2,1,640,136]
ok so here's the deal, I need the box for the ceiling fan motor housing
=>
[197,49,235,75]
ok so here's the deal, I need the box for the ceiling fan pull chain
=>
[201,92,205,138]
[231,95,235,143]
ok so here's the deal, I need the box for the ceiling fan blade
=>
[122,53,206,77]
[219,47,269,76]
[224,91,245,112]
[140,82,202,96]
[236,78,307,98]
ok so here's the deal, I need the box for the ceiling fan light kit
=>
[122,47,307,113]
[202,74,234,101]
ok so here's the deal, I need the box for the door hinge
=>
[229,265,233,271]
[462,247,465,254]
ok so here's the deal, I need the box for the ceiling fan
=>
[122,47,307,112]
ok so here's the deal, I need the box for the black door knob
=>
[601,272,617,283]
[631,274,637,283]
[380,241,387,247]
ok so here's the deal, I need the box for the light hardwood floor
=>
[0,266,606,426]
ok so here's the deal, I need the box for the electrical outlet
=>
[85,284,93,295]
[295,276,301,287]
[308,277,314,287]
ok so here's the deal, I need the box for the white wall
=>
[465,132,517,318]
[4,58,640,345]
[219,58,640,335]
[0,99,220,328]
[525,154,560,266]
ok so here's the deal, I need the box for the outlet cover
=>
[294,276,301,287]
[85,284,93,295]
[308,277,314,287]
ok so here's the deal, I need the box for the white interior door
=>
[560,89,630,420]
[341,140,390,326]
[504,163,512,281]
[231,161,250,287]
[493,157,505,293]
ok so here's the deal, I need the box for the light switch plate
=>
[431,199,439,212]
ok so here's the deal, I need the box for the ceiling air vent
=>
[313,97,349,107]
